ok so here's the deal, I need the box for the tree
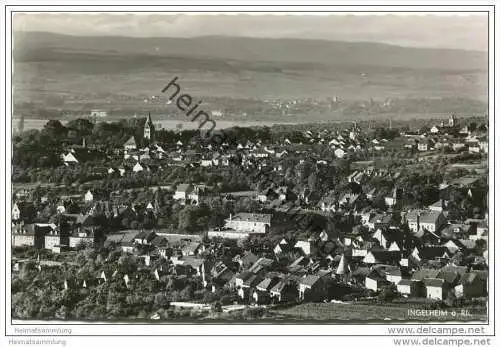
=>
[67,118,94,136]
[178,205,197,232]
[42,120,68,138]
[378,284,398,302]
[307,172,318,191]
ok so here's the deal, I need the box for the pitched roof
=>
[412,268,440,281]
[459,270,488,285]
[416,246,449,260]
[242,274,263,287]
[229,213,272,224]
[397,279,415,286]
[124,136,137,147]
[176,183,192,192]
[248,258,274,273]
[406,209,444,224]
[423,278,445,287]
[299,274,321,287]
[181,242,201,254]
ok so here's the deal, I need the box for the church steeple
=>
[144,113,155,142]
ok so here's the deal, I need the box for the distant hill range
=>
[12,32,488,122]
[14,32,487,72]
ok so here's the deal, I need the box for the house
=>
[365,270,391,292]
[181,242,202,257]
[452,143,466,152]
[363,249,400,265]
[388,241,401,252]
[366,213,391,230]
[234,271,254,290]
[335,254,349,276]
[123,136,137,151]
[200,159,214,167]
[406,209,446,234]
[412,246,450,263]
[339,193,360,207]
[298,275,326,302]
[12,203,21,221]
[61,152,79,165]
[178,257,207,278]
[441,223,473,240]
[11,223,41,248]
[469,145,481,154]
[397,279,425,297]
[334,148,346,158]
[69,230,94,249]
[320,194,337,212]
[437,265,468,287]
[428,200,446,212]
[478,140,488,153]
[412,268,440,282]
[224,213,271,234]
[44,228,64,253]
[295,239,316,256]
[277,186,297,202]
[443,239,476,255]
[173,184,194,201]
[133,162,144,173]
[253,276,282,304]
[248,258,275,275]
[270,278,299,303]
[319,230,337,242]
[233,251,259,270]
[257,188,279,203]
[211,261,234,287]
[372,228,390,249]
[454,271,488,298]
[379,265,402,284]
[417,140,431,152]
[273,241,295,256]
[423,278,449,300]
[84,190,94,202]
[90,109,107,118]
[133,230,156,245]
[238,274,264,300]
[385,187,399,208]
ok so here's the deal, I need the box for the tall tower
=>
[144,113,155,142]
[449,114,456,127]
[17,114,24,134]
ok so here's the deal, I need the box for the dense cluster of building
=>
[11,113,489,308]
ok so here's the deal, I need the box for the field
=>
[272,302,487,322]
[12,32,488,124]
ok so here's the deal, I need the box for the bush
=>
[378,284,398,303]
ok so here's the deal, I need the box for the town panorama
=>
[10,13,489,323]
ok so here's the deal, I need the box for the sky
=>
[13,13,488,51]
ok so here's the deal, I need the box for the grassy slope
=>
[274,302,487,322]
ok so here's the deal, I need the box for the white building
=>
[224,213,271,234]
[12,203,21,220]
[84,190,94,202]
[90,110,107,118]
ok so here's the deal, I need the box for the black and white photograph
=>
[1,2,498,346]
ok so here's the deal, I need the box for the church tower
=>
[144,113,155,142]
[449,114,456,127]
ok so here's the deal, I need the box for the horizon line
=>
[12,30,488,53]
